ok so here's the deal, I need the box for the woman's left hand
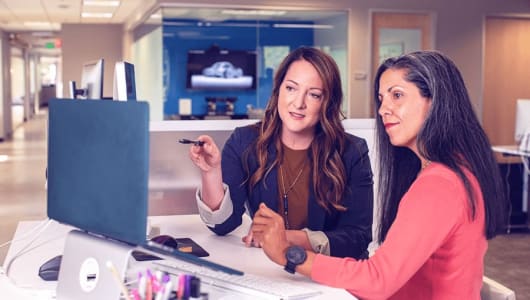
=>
[251,203,290,265]
[241,229,261,248]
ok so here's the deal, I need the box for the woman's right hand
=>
[188,135,221,172]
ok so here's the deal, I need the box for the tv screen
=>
[186,49,257,90]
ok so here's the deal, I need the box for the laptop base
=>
[56,230,133,300]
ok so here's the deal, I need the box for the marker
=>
[132,289,141,300]
[178,138,205,146]
[145,276,153,300]
[106,260,132,300]
[138,272,146,299]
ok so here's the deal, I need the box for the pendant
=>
[283,194,289,229]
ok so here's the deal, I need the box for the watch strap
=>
[284,261,297,274]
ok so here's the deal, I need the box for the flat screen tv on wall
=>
[186,48,257,91]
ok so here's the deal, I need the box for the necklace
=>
[421,160,431,170]
[279,163,305,230]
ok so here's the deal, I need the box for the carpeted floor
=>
[485,231,530,299]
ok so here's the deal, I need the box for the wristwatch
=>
[284,245,307,274]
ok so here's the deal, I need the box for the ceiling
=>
[0,1,343,32]
[0,1,345,56]
[0,0,145,32]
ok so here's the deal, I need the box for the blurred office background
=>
[0,0,529,298]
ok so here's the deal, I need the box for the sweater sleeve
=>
[311,168,467,299]
[206,126,257,235]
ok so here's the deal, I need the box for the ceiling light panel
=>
[81,12,113,18]
[83,0,120,7]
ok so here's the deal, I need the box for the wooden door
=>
[484,16,530,155]
[371,12,433,115]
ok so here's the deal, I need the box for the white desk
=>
[1,215,355,299]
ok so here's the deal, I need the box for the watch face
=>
[286,246,307,264]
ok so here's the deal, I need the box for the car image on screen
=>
[202,61,244,78]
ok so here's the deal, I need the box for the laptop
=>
[47,99,242,298]
[47,99,150,245]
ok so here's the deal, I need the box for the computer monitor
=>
[515,99,530,151]
[79,58,104,99]
[113,61,137,101]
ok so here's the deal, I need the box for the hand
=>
[241,229,261,248]
[188,135,221,172]
[251,203,290,265]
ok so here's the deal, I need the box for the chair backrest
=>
[342,119,380,253]
[481,276,516,300]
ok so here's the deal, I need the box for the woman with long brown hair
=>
[188,46,373,259]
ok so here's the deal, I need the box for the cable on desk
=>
[3,218,53,280]
[0,218,52,249]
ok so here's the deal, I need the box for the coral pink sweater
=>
[311,163,486,300]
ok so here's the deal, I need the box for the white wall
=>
[0,34,4,140]
[60,24,123,99]
[132,26,163,122]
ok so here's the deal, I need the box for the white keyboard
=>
[154,260,322,300]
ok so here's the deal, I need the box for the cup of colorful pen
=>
[131,269,204,300]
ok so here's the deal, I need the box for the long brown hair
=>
[373,51,507,242]
[247,46,347,212]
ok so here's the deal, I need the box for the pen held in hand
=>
[178,138,205,146]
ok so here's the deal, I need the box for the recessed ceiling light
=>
[0,155,8,162]
[83,0,120,7]
[81,12,113,18]
[24,22,52,27]
[31,31,55,37]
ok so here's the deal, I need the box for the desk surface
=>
[2,215,354,299]
[492,145,529,215]
[492,145,530,157]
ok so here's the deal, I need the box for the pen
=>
[146,275,153,300]
[132,289,141,300]
[161,280,173,300]
[106,261,133,300]
[177,275,185,299]
[138,272,146,299]
[155,275,171,300]
[178,138,205,146]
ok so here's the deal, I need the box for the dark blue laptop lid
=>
[47,99,149,245]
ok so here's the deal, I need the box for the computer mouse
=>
[131,235,179,262]
[151,234,179,249]
[38,255,62,281]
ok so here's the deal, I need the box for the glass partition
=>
[131,6,348,120]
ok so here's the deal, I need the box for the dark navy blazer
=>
[211,124,374,259]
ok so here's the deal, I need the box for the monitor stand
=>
[519,129,530,152]
[56,230,133,300]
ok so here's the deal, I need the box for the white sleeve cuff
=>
[302,228,330,255]
[196,183,233,227]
